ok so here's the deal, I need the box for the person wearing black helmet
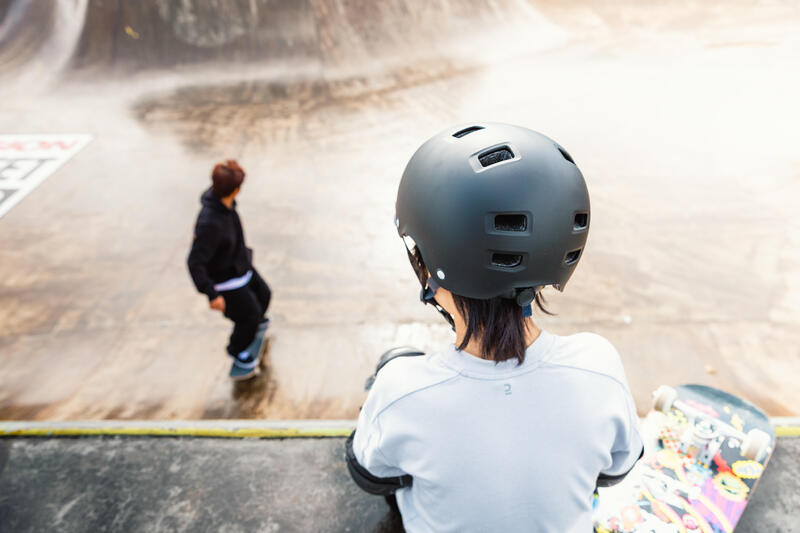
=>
[347,123,643,531]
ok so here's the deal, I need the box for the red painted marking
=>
[0,140,79,152]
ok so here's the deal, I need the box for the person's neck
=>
[220,195,235,209]
[456,318,541,360]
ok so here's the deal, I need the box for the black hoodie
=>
[187,188,253,301]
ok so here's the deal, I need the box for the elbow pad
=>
[345,431,412,496]
[596,445,644,488]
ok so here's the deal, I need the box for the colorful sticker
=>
[713,454,731,474]
[686,463,712,486]
[682,513,699,529]
[731,460,764,479]
[730,413,744,432]
[713,472,749,502]
[620,505,643,530]
[685,399,720,418]
[657,448,684,471]
[668,409,688,426]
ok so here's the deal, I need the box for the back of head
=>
[211,159,246,197]
[395,123,591,362]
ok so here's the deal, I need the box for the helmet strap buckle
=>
[515,287,537,318]
[419,276,455,331]
[419,276,441,303]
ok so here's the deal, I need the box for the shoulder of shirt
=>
[366,351,459,416]
[543,332,628,387]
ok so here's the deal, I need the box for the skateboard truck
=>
[683,418,721,466]
[652,385,771,464]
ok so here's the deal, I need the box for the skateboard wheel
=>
[652,385,677,413]
[741,429,770,461]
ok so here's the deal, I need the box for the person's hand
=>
[209,296,225,313]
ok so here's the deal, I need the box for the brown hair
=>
[211,159,245,197]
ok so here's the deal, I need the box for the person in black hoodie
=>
[188,160,271,378]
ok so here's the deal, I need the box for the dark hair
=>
[453,292,550,364]
[410,248,551,364]
[211,159,245,197]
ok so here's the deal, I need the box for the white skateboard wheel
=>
[741,429,770,461]
[652,385,677,413]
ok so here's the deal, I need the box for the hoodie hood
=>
[201,188,233,212]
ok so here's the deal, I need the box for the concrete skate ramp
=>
[1,0,800,422]
[0,0,87,81]
[71,0,520,71]
[1,0,562,78]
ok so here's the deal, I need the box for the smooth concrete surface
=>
[1,1,800,421]
[0,436,797,533]
[0,437,399,533]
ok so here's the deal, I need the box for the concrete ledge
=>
[0,432,796,532]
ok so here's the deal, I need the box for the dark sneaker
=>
[229,360,258,380]
[230,349,258,370]
[229,350,259,381]
[258,317,270,334]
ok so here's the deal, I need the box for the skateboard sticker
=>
[684,399,719,419]
[731,460,763,479]
[594,384,774,533]
[729,413,744,433]
[712,472,749,502]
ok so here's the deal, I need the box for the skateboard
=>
[229,321,269,381]
[593,384,774,533]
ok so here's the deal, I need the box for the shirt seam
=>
[371,374,461,423]
[437,358,546,380]
[369,374,461,466]
[542,361,642,454]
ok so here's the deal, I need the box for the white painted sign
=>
[0,135,92,219]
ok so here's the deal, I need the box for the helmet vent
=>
[478,146,514,167]
[573,212,588,231]
[453,126,484,138]
[557,146,575,165]
[492,253,523,268]
[564,249,582,266]
[494,214,527,232]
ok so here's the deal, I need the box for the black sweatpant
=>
[221,269,271,356]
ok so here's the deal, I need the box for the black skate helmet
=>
[395,122,590,319]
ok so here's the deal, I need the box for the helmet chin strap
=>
[422,277,536,327]
[419,276,455,331]
[405,240,533,328]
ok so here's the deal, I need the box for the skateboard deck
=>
[229,328,267,381]
[593,384,775,533]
